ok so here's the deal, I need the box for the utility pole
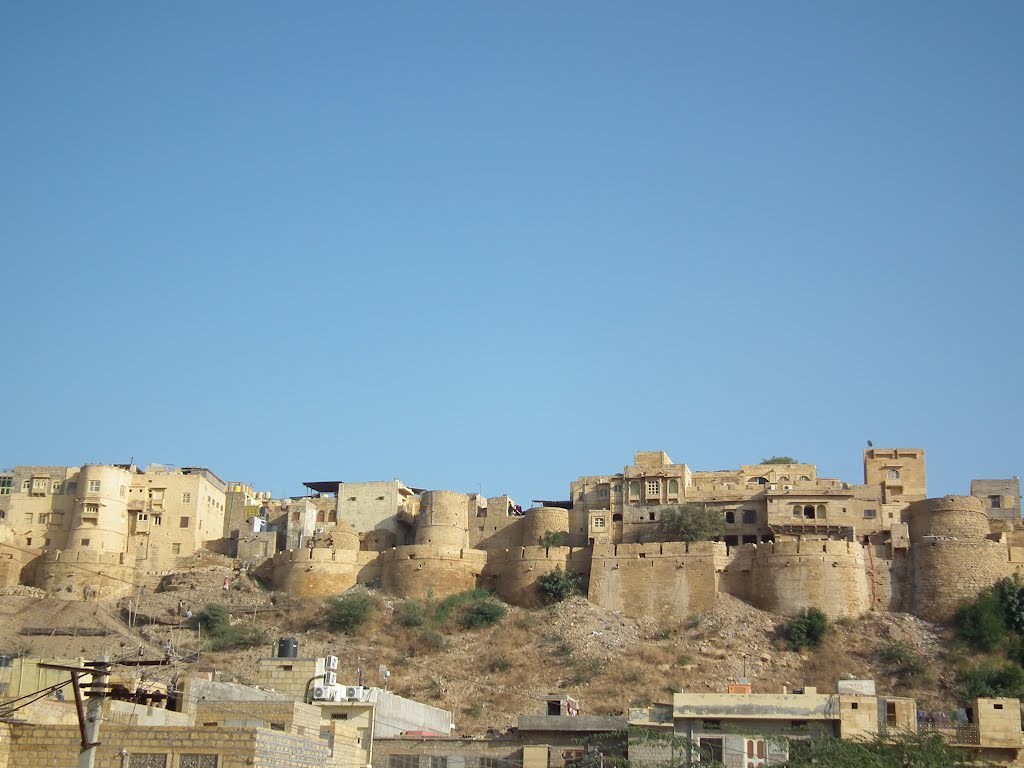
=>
[80,655,110,768]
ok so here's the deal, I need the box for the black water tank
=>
[277,637,299,658]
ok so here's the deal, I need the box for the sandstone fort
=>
[1,448,1020,624]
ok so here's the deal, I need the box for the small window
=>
[182,492,192,504]
[742,509,756,525]
[21,480,30,492]
[990,495,1002,509]
[645,479,660,495]
[799,475,810,482]
[119,485,127,497]
[331,713,349,720]
[23,513,32,525]
[138,513,148,522]
[0,477,11,495]
[887,469,901,480]
[172,543,181,555]
[81,539,90,547]
[597,488,609,498]
[38,514,48,524]
[180,516,190,528]
[612,484,622,493]
[88,480,101,493]
[851,702,859,710]
[152,515,162,526]
[995,703,1004,710]
[804,505,815,519]
[667,479,679,495]
[52,481,62,493]
[270,723,285,732]
[725,511,736,525]
[25,537,32,546]
[44,538,50,546]
[593,517,606,529]
[430,758,447,768]
[863,509,877,519]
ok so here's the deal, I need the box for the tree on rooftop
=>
[657,503,724,543]
[761,456,799,464]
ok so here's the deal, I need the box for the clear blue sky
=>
[2,3,1021,504]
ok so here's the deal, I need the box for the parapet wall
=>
[906,496,990,542]
[269,547,362,598]
[745,540,870,618]
[588,541,721,619]
[380,545,487,600]
[34,550,136,600]
[911,539,1011,622]
[485,545,589,606]
[520,507,571,547]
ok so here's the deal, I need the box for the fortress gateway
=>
[0,448,1020,623]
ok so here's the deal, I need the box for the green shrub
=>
[539,530,568,547]
[781,608,829,651]
[761,456,798,464]
[461,598,507,629]
[433,589,493,626]
[956,662,1024,702]
[194,603,231,634]
[207,624,268,651]
[536,567,583,604]
[878,641,929,686]
[394,600,426,628]
[325,593,375,634]
[995,574,1024,636]
[955,590,1006,651]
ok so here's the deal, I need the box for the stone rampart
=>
[520,507,571,547]
[911,539,1011,622]
[485,545,589,606]
[587,541,721,619]
[415,491,470,549]
[906,496,990,542]
[380,545,486,599]
[34,550,136,600]
[747,539,870,618]
[270,547,361,598]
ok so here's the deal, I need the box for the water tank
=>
[277,637,299,658]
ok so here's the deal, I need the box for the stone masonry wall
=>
[587,541,719,619]
[748,539,870,618]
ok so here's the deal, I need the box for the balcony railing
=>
[917,721,980,745]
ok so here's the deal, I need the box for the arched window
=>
[668,479,679,495]
[817,504,827,519]
[628,481,641,498]
[328,510,337,522]
[792,505,802,517]
[316,510,326,523]
[803,505,815,519]
[612,513,623,523]
[778,476,789,482]
[799,475,811,482]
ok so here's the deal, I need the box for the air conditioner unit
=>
[344,686,365,701]
[315,527,324,534]
[324,671,337,687]
[325,655,339,671]
[313,685,339,701]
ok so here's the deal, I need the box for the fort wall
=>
[415,491,470,549]
[587,541,720,619]
[379,545,487,599]
[484,545,589,606]
[746,539,870,618]
[270,547,362,598]
[33,550,136,600]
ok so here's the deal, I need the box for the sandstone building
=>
[0,449,1021,627]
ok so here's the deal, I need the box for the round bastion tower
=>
[908,496,1011,622]
[380,490,486,599]
[35,464,137,600]
[270,520,361,598]
[493,506,577,605]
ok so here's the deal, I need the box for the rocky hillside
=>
[0,555,962,735]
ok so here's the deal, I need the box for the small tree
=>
[658,504,725,543]
[781,608,829,651]
[460,598,507,629]
[325,593,375,634]
[536,567,583,603]
[539,530,568,547]
[761,456,798,464]
[194,603,231,634]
